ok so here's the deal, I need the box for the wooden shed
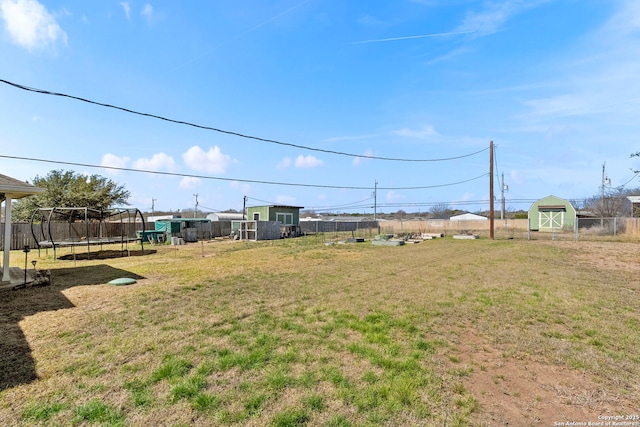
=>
[155,218,211,242]
[246,205,303,238]
[528,195,576,232]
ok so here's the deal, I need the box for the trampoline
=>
[30,207,146,259]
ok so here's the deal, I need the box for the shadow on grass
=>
[57,249,157,261]
[0,264,145,391]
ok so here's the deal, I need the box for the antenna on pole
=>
[193,193,199,218]
[151,198,156,217]
[601,162,611,199]
[500,173,508,220]
[373,180,378,221]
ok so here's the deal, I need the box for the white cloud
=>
[0,0,67,51]
[425,46,469,65]
[182,145,232,174]
[120,1,130,19]
[277,157,292,169]
[353,149,374,167]
[294,155,323,168]
[133,152,176,171]
[601,0,640,39]
[179,176,201,189]
[393,124,439,139]
[523,94,594,120]
[141,3,153,21]
[386,191,405,203]
[456,0,549,37]
[519,0,640,125]
[101,153,130,174]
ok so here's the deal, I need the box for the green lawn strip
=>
[22,401,67,422]
[72,399,125,426]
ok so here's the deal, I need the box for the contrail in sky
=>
[174,0,311,71]
[349,30,474,45]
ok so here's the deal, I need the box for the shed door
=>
[539,211,564,229]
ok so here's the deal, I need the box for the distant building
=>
[625,196,640,217]
[207,212,245,221]
[449,213,488,221]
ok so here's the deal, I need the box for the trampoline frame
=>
[30,207,146,259]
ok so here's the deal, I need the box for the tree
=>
[12,170,130,221]
[582,186,639,218]
[429,203,451,219]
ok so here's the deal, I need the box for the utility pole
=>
[601,162,611,202]
[500,173,508,221]
[193,193,199,218]
[243,195,247,220]
[601,162,610,223]
[490,141,495,240]
[373,180,378,221]
[151,198,156,217]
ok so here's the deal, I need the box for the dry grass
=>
[1,238,639,426]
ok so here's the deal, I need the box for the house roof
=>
[450,213,488,221]
[0,173,45,200]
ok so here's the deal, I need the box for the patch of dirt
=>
[543,240,640,274]
[449,328,635,426]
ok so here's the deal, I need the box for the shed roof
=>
[0,173,45,200]
[538,205,567,210]
[156,218,210,223]
[528,195,575,212]
[249,205,304,209]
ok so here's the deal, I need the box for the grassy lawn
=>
[1,237,639,426]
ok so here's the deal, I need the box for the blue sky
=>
[1,0,640,215]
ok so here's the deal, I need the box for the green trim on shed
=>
[528,195,576,231]
[246,205,303,226]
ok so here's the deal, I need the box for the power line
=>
[0,78,488,163]
[289,196,375,211]
[620,171,640,188]
[0,154,488,191]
